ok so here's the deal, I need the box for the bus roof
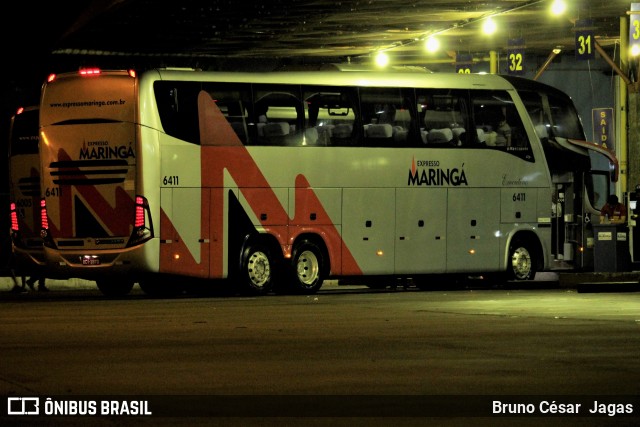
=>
[141,68,516,90]
[45,67,520,91]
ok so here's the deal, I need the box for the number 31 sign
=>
[575,19,595,60]
[630,4,640,55]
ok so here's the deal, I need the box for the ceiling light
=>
[425,37,440,52]
[550,0,567,16]
[483,18,497,35]
[375,52,389,67]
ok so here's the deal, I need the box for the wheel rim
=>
[511,246,532,280]
[295,249,319,286]
[247,251,271,288]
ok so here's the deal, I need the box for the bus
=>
[8,106,47,280]
[38,68,617,296]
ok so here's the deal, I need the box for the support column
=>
[620,17,629,195]
[629,90,640,192]
[490,51,498,74]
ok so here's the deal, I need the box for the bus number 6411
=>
[163,175,179,186]
[513,192,526,202]
[45,187,62,197]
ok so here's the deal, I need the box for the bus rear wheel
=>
[96,279,134,297]
[289,239,325,294]
[507,238,537,281]
[240,241,276,295]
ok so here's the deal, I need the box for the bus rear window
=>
[9,108,39,156]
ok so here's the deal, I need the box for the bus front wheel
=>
[507,238,537,281]
[289,239,325,294]
[96,279,134,297]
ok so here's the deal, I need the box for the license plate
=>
[81,256,100,265]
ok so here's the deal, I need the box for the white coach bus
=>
[38,68,617,296]
[8,106,47,279]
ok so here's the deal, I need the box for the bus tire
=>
[240,241,275,295]
[289,239,325,294]
[96,279,134,297]
[507,237,537,281]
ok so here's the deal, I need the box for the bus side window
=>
[155,81,201,145]
[471,90,534,161]
[10,109,39,155]
[499,99,531,155]
[196,88,250,146]
[225,101,249,144]
[519,91,549,143]
[393,108,412,146]
[330,91,358,147]
[418,89,469,148]
[198,83,254,146]
[253,87,304,146]
[303,87,358,147]
[360,87,416,147]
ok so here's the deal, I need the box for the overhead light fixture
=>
[375,52,389,67]
[425,37,440,53]
[483,18,497,35]
[550,0,567,16]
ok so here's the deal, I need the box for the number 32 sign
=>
[507,38,525,76]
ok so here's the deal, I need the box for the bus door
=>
[565,139,618,269]
[551,185,566,261]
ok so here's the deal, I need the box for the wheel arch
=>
[505,229,545,273]
[237,232,284,272]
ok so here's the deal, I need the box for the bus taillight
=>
[39,198,57,248]
[10,202,19,232]
[40,198,49,234]
[135,196,146,228]
[47,73,56,83]
[128,195,154,247]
